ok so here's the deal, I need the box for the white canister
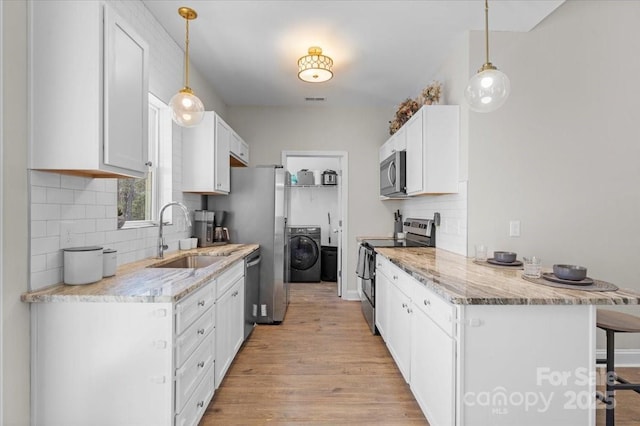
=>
[103,249,117,277]
[63,246,103,285]
[313,170,322,185]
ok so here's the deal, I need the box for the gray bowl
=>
[553,264,587,281]
[494,251,517,263]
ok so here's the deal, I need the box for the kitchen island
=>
[372,246,640,426]
[22,243,258,426]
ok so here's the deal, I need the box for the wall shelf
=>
[288,184,338,188]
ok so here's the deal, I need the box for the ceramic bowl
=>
[493,251,517,263]
[553,264,587,281]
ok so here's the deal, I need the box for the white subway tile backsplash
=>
[85,232,106,247]
[73,190,97,205]
[31,255,47,273]
[31,186,47,203]
[96,218,116,232]
[46,220,60,237]
[31,204,60,221]
[46,251,63,269]
[31,171,61,188]
[96,191,116,206]
[31,268,62,291]
[60,174,89,191]
[46,188,74,204]
[60,205,86,220]
[31,236,60,256]
[31,221,47,238]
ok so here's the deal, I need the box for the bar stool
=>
[596,309,640,426]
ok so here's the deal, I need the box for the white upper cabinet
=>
[182,111,232,194]
[379,127,406,162]
[29,1,149,178]
[405,106,459,195]
[229,131,249,166]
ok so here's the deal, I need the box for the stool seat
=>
[597,309,640,333]
[596,309,640,426]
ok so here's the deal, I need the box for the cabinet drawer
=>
[413,282,456,337]
[176,282,215,335]
[376,255,392,278]
[217,261,244,298]
[175,306,215,367]
[175,332,215,414]
[175,360,215,426]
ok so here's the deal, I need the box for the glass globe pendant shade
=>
[465,67,510,113]
[170,88,205,127]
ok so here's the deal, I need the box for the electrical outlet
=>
[509,220,521,237]
[60,221,75,248]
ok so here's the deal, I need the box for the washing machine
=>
[288,226,322,282]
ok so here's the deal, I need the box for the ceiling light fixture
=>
[464,0,510,113]
[298,47,334,83]
[169,7,205,127]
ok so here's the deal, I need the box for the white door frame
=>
[0,0,5,419]
[281,150,349,298]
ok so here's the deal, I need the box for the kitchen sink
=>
[150,255,227,269]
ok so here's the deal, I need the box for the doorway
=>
[282,151,348,297]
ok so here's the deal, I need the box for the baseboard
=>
[596,349,640,367]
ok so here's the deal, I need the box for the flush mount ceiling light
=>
[465,0,511,113]
[298,47,334,83]
[169,7,205,127]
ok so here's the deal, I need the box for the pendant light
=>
[464,0,510,113]
[169,7,205,127]
[298,47,334,83]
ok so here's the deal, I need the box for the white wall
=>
[2,1,30,423]
[467,0,640,349]
[227,106,398,297]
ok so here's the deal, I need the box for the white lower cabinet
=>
[410,294,456,426]
[31,260,247,426]
[386,273,412,383]
[376,254,596,426]
[215,261,245,387]
[374,258,390,339]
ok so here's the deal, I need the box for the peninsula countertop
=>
[22,244,259,304]
[375,246,640,305]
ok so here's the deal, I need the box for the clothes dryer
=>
[288,226,322,282]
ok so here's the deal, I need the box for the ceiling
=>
[142,0,564,108]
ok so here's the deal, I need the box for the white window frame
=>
[119,93,172,228]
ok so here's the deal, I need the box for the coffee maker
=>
[194,210,215,247]
[213,210,230,243]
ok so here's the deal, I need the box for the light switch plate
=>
[509,220,521,237]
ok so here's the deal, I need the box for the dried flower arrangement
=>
[389,81,443,135]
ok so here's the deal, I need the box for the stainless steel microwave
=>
[380,151,406,197]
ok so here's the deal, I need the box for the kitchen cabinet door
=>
[30,1,148,178]
[182,111,232,194]
[230,132,249,166]
[214,116,231,192]
[215,275,244,387]
[405,106,459,195]
[375,260,390,341]
[386,277,412,383]
[411,305,455,426]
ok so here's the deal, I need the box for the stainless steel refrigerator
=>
[209,166,290,324]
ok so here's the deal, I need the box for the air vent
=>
[304,97,326,102]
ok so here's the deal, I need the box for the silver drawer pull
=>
[424,299,431,306]
[198,361,205,368]
[407,308,412,314]
[197,401,205,408]
[401,303,407,308]
[198,300,206,307]
[197,328,205,335]
[393,275,398,280]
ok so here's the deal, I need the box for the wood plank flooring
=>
[201,282,427,425]
[201,281,640,425]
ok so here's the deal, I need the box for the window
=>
[117,93,172,228]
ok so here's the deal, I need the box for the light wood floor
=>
[201,282,427,425]
[201,281,640,425]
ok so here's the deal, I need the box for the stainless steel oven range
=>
[356,217,437,334]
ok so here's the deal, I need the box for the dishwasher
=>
[244,249,261,340]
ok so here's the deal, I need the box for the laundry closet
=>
[286,156,341,283]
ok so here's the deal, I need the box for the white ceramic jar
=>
[102,248,117,277]
[63,246,103,285]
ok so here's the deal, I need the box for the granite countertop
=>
[21,244,259,304]
[375,247,640,305]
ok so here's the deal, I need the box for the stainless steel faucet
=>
[157,202,192,259]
